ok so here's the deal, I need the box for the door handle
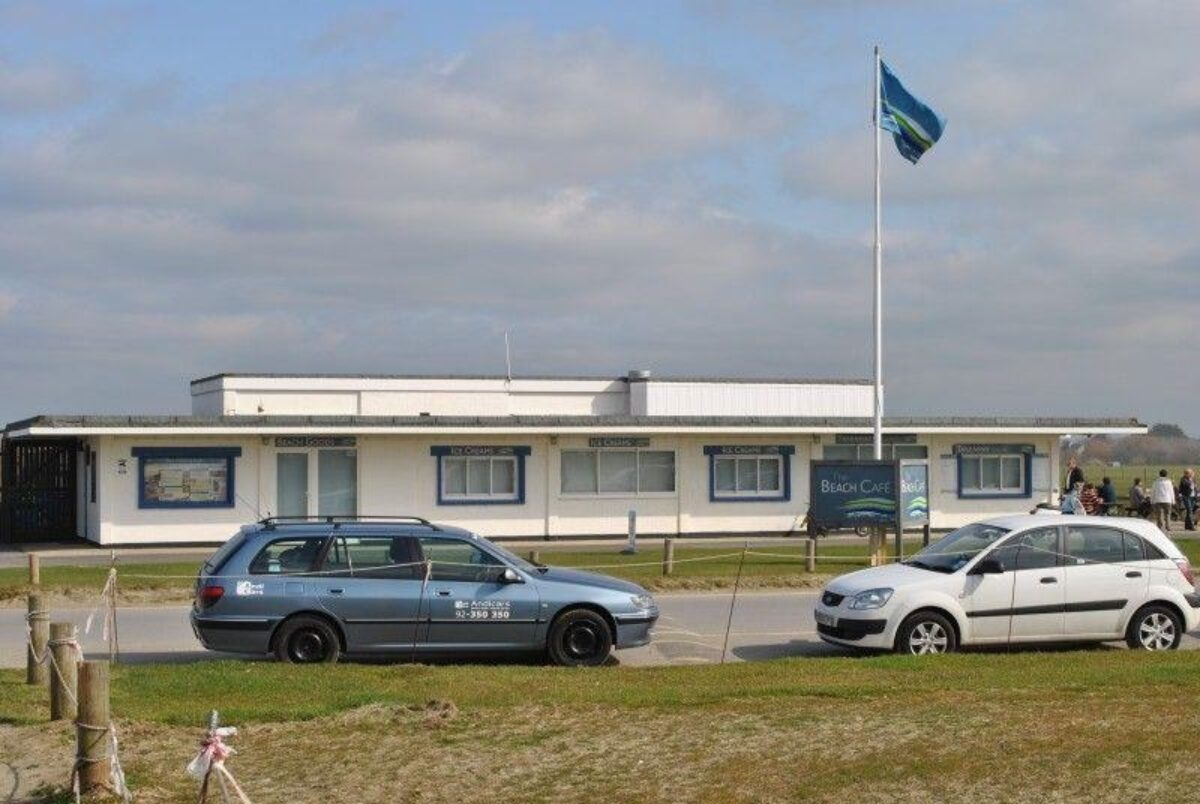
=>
[1125,571,1142,578]
[436,590,452,597]
[1039,577,1057,584]
[328,588,344,595]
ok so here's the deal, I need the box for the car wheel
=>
[274,615,341,664]
[896,611,957,655]
[1126,605,1183,651]
[547,609,613,667]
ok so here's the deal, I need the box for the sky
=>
[1,1,1197,430]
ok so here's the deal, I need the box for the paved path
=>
[4,591,1199,669]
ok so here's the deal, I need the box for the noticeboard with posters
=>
[809,461,899,530]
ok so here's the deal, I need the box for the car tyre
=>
[547,609,613,667]
[274,615,341,664]
[1125,605,1183,651]
[895,611,957,656]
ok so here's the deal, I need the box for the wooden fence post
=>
[662,537,675,576]
[28,553,40,586]
[49,622,78,721]
[527,549,540,564]
[77,660,111,793]
[923,523,931,547]
[805,537,816,573]
[26,592,49,685]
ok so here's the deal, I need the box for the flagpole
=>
[872,45,883,461]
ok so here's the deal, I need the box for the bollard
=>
[26,592,49,685]
[621,510,637,555]
[49,622,78,721]
[662,537,675,576]
[527,549,540,565]
[76,660,111,792]
[923,523,931,547]
[28,553,40,586]
[806,537,816,573]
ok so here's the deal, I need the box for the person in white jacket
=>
[1151,469,1176,533]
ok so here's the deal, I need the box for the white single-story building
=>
[0,371,1145,545]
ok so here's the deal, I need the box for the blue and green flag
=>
[879,61,945,164]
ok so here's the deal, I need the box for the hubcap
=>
[564,623,601,659]
[291,629,327,662]
[908,621,949,655]
[1138,613,1176,650]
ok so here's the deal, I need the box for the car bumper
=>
[613,610,658,649]
[191,610,276,654]
[814,604,892,650]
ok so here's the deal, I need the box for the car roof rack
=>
[259,515,441,531]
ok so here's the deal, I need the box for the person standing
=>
[1152,469,1176,533]
[1129,478,1150,518]
[1180,468,1196,532]
[1064,457,1084,493]
[1098,477,1117,516]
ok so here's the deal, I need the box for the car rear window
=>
[203,530,250,575]
[322,536,422,580]
[1065,527,1125,564]
[249,537,326,575]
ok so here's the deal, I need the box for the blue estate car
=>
[191,517,658,667]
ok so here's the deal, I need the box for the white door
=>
[1062,525,1148,638]
[275,449,358,517]
[1007,527,1065,640]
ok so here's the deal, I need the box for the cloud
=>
[0,58,89,113]
[305,6,405,55]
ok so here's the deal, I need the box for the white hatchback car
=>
[815,515,1200,654]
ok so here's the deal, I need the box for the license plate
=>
[814,610,837,627]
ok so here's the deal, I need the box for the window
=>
[132,447,241,509]
[824,443,928,461]
[249,538,325,575]
[431,446,529,505]
[1122,532,1145,562]
[419,537,504,583]
[706,446,793,501]
[959,454,1027,497]
[560,449,676,495]
[1013,528,1059,570]
[1064,527,1125,565]
[322,536,422,579]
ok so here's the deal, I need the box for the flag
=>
[878,60,946,164]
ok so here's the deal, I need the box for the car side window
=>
[1064,527,1124,565]
[1122,532,1146,562]
[322,536,422,580]
[249,538,325,575]
[1013,528,1059,571]
[418,537,504,584]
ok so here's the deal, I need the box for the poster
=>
[143,457,229,504]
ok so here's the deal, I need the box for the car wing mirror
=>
[970,557,1006,575]
[499,567,524,584]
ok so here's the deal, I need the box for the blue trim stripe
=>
[705,446,793,503]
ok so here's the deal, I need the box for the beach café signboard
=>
[809,461,899,530]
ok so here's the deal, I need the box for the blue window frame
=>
[132,447,241,509]
[704,446,794,502]
[430,446,530,506]
[954,444,1033,499]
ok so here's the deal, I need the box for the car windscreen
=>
[202,530,250,576]
[476,538,537,572]
[904,523,1011,573]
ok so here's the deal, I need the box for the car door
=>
[314,534,425,652]
[1006,526,1065,641]
[418,536,541,651]
[1061,525,1149,638]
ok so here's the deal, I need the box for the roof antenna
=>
[504,330,513,383]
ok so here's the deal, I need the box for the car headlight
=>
[848,588,893,610]
[630,593,655,610]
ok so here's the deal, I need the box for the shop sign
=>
[810,461,898,529]
[588,437,650,448]
[275,436,357,448]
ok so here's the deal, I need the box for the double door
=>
[276,449,357,517]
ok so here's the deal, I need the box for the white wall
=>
[635,381,873,417]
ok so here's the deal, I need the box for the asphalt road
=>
[4,591,1199,668]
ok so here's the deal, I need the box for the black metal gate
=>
[0,438,79,543]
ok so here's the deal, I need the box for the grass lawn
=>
[4,651,1200,802]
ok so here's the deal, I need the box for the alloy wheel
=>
[1137,612,1176,651]
[908,621,949,655]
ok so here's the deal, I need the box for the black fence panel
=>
[0,438,78,543]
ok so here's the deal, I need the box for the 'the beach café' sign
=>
[810,459,929,530]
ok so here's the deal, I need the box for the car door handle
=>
[1040,577,1057,584]
[1125,571,1143,578]
[436,590,452,597]
[328,588,344,595]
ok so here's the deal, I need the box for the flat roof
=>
[3,413,1146,437]
[189,372,873,386]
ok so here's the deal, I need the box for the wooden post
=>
[805,537,816,573]
[869,527,884,567]
[894,525,903,562]
[76,660,111,792]
[109,556,120,665]
[662,537,675,576]
[28,553,40,586]
[922,523,931,547]
[49,622,78,721]
[527,549,540,564]
[26,592,49,685]
[621,509,637,555]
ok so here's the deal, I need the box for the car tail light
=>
[1174,558,1195,587]
[197,584,225,609]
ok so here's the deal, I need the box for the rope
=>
[70,721,131,803]
[189,725,252,804]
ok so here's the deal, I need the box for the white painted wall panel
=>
[641,382,873,417]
